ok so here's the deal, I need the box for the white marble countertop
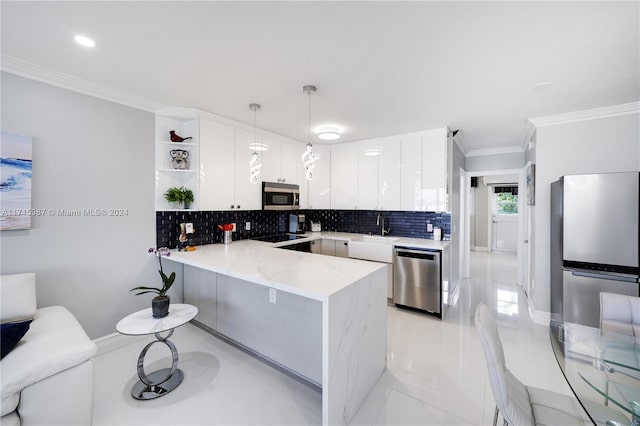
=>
[274,231,451,251]
[166,232,447,301]
[166,239,387,301]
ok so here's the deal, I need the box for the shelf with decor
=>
[155,107,200,211]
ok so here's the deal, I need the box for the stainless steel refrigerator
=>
[550,172,639,327]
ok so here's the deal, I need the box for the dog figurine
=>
[170,149,190,169]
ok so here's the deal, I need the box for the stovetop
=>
[251,234,306,243]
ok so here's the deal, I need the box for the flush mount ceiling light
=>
[317,127,341,141]
[248,143,269,152]
[301,85,319,181]
[249,103,262,185]
[74,35,95,48]
[364,149,380,156]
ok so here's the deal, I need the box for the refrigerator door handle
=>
[570,270,639,283]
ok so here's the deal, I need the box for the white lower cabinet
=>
[184,265,217,329]
[216,274,322,384]
[320,239,349,257]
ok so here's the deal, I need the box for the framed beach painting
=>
[525,162,535,206]
[1,132,33,230]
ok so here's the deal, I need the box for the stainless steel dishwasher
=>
[393,247,441,316]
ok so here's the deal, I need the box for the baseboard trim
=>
[93,332,148,357]
[527,297,551,326]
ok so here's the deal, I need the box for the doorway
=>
[461,168,525,287]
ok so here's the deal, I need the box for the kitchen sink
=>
[360,235,400,243]
[349,240,394,263]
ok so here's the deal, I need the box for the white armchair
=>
[0,273,97,426]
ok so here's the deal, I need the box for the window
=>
[494,187,518,215]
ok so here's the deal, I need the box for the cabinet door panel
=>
[183,265,201,322]
[321,239,336,256]
[331,143,359,209]
[307,145,331,209]
[400,135,423,211]
[261,134,281,183]
[280,141,299,184]
[199,119,235,210]
[378,138,401,210]
[421,129,447,212]
[335,241,349,258]
[234,128,262,210]
[358,140,379,210]
[199,270,217,329]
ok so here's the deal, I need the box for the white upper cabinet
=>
[377,137,401,210]
[306,144,331,209]
[420,128,448,212]
[400,134,423,211]
[358,139,379,210]
[199,118,235,211]
[262,133,299,184]
[331,143,359,209]
[234,127,262,210]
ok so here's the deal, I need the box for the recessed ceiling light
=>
[74,35,95,48]
[317,127,341,141]
[532,81,552,90]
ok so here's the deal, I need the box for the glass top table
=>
[550,319,640,425]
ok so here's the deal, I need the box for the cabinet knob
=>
[277,178,282,183]
[344,242,348,246]
[237,205,241,209]
[230,205,235,209]
[282,178,286,183]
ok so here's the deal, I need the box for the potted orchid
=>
[130,247,175,318]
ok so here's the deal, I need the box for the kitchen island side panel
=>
[323,267,387,426]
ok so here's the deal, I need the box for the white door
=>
[378,137,401,210]
[358,139,379,210]
[307,145,331,209]
[491,189,518,253]
[400,134,422,211]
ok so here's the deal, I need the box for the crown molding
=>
[466,145,524,158]
[1,55,164,112]
[528,101,640,128]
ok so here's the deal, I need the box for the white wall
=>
[449,139,465,285]
[0,73,182,339]
[465,152,524,171]
[473,181,489,249]
[532,112,640,314]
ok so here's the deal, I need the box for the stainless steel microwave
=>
[262,182,300,210]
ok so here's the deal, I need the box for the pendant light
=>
[301,85,318,180]
[249,103,261,184]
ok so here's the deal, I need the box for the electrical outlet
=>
[427,223,433,232]
[245,222,251,231]
[231,222,236,232]
[185,223,194,234]
[269,288,277,304]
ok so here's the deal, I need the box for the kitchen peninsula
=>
[166,239,388,426]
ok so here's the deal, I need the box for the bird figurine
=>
[169,130,192,142]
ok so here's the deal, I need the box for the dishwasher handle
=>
[395,249,440,262]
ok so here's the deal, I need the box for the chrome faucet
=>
[376,212,391,236]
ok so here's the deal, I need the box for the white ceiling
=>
[1,1,638,153]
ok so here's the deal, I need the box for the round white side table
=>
[116,303,198,400]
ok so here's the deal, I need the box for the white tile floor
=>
[93,251,572,425]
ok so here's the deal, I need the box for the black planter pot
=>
[152,295,170,318]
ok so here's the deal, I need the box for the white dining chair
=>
[475,302,630,426]
[600,292,640,338]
